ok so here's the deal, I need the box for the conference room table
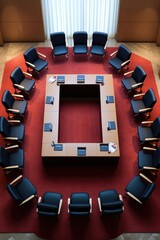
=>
[41,74,120,164]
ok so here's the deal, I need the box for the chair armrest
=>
[3,137,18,141]
[141,121,153,126]
[12,93,24,100]
[19,195,36,206]
[37,52,46,60]
[133,93,145,99]
[50,41,53,49]
[140,173,152,183]
[10,175,23,185]
[8,120,21,125]
[143,166,159,170]
[58,199,63,214]
[123,70,134,77]
[145,137,159,142]
[7,109,20,114]
[119,195,124,210]
[143,146,156,151]
[25,61,35,68]
[126,192,142,204]
[23,71,32,79]
[97,197,102,212]
[89,198,92,213]
[38,196,42,203]
[139,108,152,113]
[13,84,25,90]
[5,145,19,151]
[121,59,130,67]
[131,82,144,89]
[68,198,70,213]
[110,50,117,58]
[4,165,19,170]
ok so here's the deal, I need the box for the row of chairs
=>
[119,55,160,204]
[50,31,108,59]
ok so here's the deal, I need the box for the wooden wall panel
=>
[0,0,45,42]
[116,0,160,45]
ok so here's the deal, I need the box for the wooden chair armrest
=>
[131,82,143,88]
[58,199,63,214]
[50,41,53,49]
[143,166,159,170]
[126,192,142,204]
[5,145,19,150]
[145,137,159,142]
[4,165,19,170]
[141,121,153,126]
[119,194,123,201]
[133,93,145,99]
[38,196,42,203]
[23,71,32,79]
[13,84,25,90]
[110,50,117,58]
[12,93,24,99]
[140,173,152,183]
[10,175,23,185]
[37,52,46,59]
[7,109,20,113]
[97,197,102,212]
[139,108,152,113]
[123,70,134,77]
[8,120,21,124]
[143,146,156,151]
[89,198,92,213]
[19,195,36,206]
[121,59,130,67]
[68,198,70,213]
[3,137,18,141]
[25,61,35,68]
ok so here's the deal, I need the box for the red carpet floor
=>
[0,47,160,240]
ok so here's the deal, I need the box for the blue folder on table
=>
[96,75,104,84]
[57,75,65,84]
[107,121,116,130]
[77,75,85,83]
[44,123,53,132]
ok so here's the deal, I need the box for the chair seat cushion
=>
[130,100,145,114]
[90,45,105,56]
[138,150,154,169]
[53,46,68,56]
[21,79,35,91]
[16,178,37,199]
[138,126,153,142]
[43,192,62,205]
[34,59,48,72]
[121,78,136,90]
[73,45,88,54]
[8,149,24,168]
[10,125,25,141]
[125,176,147,199]
[12,100,27,115]
[108,57,123,70]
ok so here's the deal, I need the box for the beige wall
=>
[0,0,45,43]
[116,0,160,45]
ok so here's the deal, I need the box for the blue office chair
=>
[50,32,68,59]
[98,189,124,215]
[90,31,108,58]
[137,116,160,147]
[7,175,37,206]
[108,44,132,73]
[68,192,92,216]
[121,65,147,97]
[2,89,28,121]
[130,88,157,120]
[23,47,48,78]
[37,192,63,217]
[10,66,35,99]
[73,31,88,55]
[125,173,155,204]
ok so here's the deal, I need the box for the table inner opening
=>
[59,84,102,143]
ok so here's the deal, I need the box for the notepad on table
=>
[77,147,86,156]
[96,75,104,84]
[106,95,114,103]
[57,75,65,84]
[107,121,116,130]
[44,123,53,132]
[46,96,54,104]
[77,75,85,83]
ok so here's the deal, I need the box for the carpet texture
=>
[0,47,160,240]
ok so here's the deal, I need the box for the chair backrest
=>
[143,88,156,108]
[50,32,66,47]
[132,65,147,83]
[153,148,160,168]
[73,31,88,45]
[116,44,132,62]
[92,31,108,47]
[140,182,155,202]
[0,146,9,167]
[10,67,25,85]
[7,184,22,202]
[24,47,39,64]
[151,116,160,138]
[0,117,10,137]
[2,90,14,109]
